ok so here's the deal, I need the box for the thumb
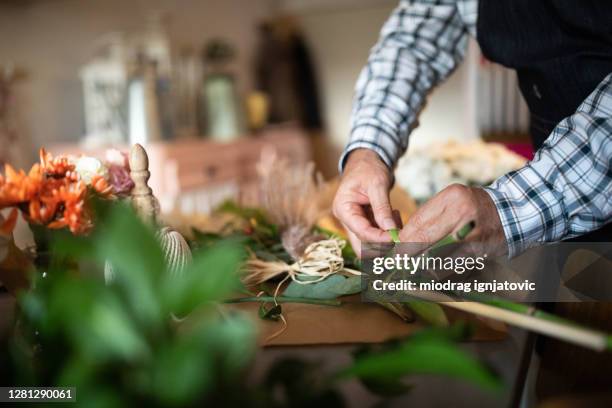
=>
[368,183,396,231]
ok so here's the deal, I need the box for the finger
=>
[345,227,362,258]
[399,193,458,253]
[368,183,396,230]
[401,210,453,244]
[338,201,390,243]
[392,210,403,229]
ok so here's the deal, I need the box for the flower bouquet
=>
[0,148,133,236]
[0,149,135,292]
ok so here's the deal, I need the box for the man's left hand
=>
[399,184,507,254]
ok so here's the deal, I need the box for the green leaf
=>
[404,301,449,327]
[259,303,282,321]
[86,295,150,360]
[191,228,223,246]
[216,200,270,226]
[94,204,165,327]
[164,240,245,316]
[199,314,257,375]
[43,277,148,363]
[377,302,414,322]
[358,376,413,397]
[338,329,501,391]
[150,341,213,405]
[283,275,362,300]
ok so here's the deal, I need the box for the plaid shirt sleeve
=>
[485,73,612,257]
[339,0,473,171]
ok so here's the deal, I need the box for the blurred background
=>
[0,0,531,215]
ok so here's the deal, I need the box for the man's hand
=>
[399,184,508,255]
[333,149,396,255]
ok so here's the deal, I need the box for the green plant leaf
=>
[359,376,413,397]
[216,200,271,228]
[191,228,223,246]
[94,205,165,328]
[198,313,257,375]
[338,328,501,391]
[283,275,361,300]
[164,240,245,316]
[404,301,449,327]
[149,340,213,406]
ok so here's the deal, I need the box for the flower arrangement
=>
[395,140,527,202]
[0,148,134,235]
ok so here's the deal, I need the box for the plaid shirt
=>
[341,0,612,256]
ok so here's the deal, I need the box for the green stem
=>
[385,220,612,350]
[225,296,342,307]
[428,221,476,254]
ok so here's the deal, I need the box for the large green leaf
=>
[44,277,148,363]
[149,340,213,406]
[164,240,245,316]
[404,301,449,327]
[338,330,501,391]
[95,205,165,328]
[283,275,361,300]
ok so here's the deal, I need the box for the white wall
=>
[1,0,482,168]
[297,2,479,157]
[0,0,276,156]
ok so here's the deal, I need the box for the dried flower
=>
[256,149,323,259]
[107,164,134,197]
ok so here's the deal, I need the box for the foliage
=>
[4,202,254,406]
[192,200,292,264]
[339,323,502,395]
[283,275,362,300]
[1,201,502,406]
[404,302,449,327]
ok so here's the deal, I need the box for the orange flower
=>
[39,148,75,178]
[45,181,92,235]
[90,175,113,197]
[1,149,115,235]
[0,163,43,208]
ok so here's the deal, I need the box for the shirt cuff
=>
[483,166,568,258]
[338,124,404,173]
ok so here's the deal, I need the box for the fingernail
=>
[382,218,396,230]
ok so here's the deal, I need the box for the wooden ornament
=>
[129,143,160,224]
[103,144,193,284]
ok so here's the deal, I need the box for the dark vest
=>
[477,0,612,242]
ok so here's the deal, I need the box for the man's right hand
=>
[332,149,396,256]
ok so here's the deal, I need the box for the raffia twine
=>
[242,237,361,289]
[241,237,361,342]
